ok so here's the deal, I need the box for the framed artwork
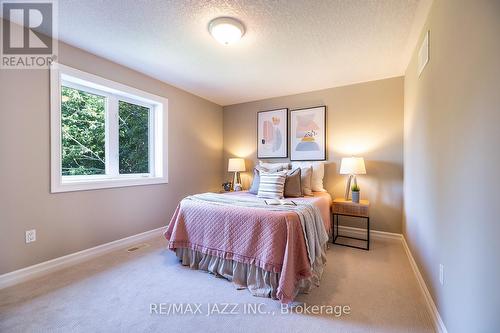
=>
[257,108,288,159]
[290,106,326,161]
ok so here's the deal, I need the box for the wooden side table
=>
[332,198,370,250]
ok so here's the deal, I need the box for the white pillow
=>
[256,165,284,173]
[291,161,326,192]
[257,172,287,199]
[259,161,291,171]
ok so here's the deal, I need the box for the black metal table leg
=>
[367,217,370,250]
[332,212,370,251]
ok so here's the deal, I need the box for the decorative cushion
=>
[249,165,285,194]
[248,168,261,194]
[257,165,285,173]
[284,168,302,197]
[259,161,291,171]
[291,161,325,192]
[257,172,287,199]
[298,166,313,196]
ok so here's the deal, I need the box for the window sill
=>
[51,176,168,193]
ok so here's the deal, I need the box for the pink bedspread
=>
[164,192,331,303]
[226,191,332,234]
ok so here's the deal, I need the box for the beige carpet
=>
[0,236,434,333]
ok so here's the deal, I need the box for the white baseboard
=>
[0,226,165,290]
[335,225,447,333]
[336,225,402,240]
[401,236,448,333]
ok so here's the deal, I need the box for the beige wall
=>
[0,41,223,275]
[224,77,404,233]
[404,0,500,331]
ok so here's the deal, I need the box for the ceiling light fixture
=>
[208,17,245,45]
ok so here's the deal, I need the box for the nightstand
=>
[332,198,370,250]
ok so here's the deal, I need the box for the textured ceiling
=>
[57,0,429,106]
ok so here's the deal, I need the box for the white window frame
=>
[50,63,168,193]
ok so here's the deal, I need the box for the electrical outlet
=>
[25,229,36,243]
[439,264,444,285]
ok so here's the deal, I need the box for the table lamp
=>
[340,157,366,200]
[228,158,245,190]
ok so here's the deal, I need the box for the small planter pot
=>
[352,191,360,203]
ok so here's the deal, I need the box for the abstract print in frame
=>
[290,106,326,161]
[257,108,288,159]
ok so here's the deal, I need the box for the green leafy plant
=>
[61,86,106,176]
[351,184,360,192]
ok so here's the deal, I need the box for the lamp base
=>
[344,175,358,200]
[232,172,241,191]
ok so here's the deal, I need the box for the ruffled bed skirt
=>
[175,248,326,301]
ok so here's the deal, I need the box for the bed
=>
[164,191,331,303]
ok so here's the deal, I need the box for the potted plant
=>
[351,184,360,203]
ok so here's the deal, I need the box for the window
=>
[50,63,168,192]
[118,100,150,174]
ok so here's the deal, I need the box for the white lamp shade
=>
[228,158,245,172]
[339,157,366,175]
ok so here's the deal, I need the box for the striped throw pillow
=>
[257,172,287,199]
